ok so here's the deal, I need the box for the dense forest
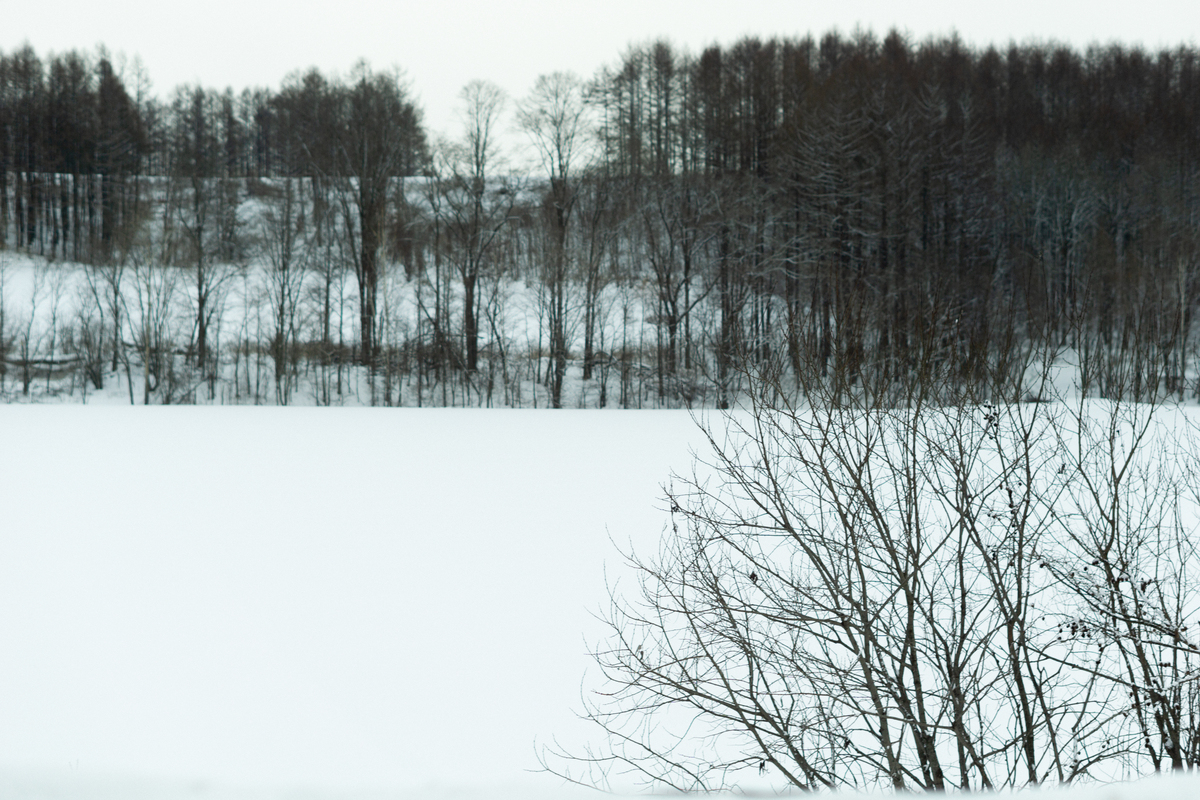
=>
[0,30,1198,406]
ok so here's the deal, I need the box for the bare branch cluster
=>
[545,369,1200,792]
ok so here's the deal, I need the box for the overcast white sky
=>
[3,1,1198,151]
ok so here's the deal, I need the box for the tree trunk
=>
[464,272,478,372]
[358,195,383,369]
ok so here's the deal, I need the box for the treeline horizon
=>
[1,29,1198,406]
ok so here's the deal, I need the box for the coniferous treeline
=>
[1,31,1198,405]
[589,33,1200,404]
[0,46,147,260]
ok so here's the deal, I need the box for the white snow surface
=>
[4,404,1200,800]
[0,406,701,797]
[8,769,1200,800]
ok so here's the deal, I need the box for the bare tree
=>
[0,252,9,392]
[72,281,106,398]
[443,79,513,375]
[544,364,1200,792]
[333,63,425,374]
[16,260,47,395]
[81,254,128,382]
[167,86,240,391]
[517,72,590,408]
[127,224,180,404]
[257,178,310,404]
[1037,395,1200,773]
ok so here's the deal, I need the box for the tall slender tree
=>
[333,63,426,370]
[518,71,590,407]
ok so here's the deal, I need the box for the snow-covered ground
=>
[4,400,1200,798]
[0,406,702,797]
[7,768,1200,800]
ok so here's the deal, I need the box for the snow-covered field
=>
[7,768,1200,800]
[4,403,1200,799]
[0,407,701,797]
